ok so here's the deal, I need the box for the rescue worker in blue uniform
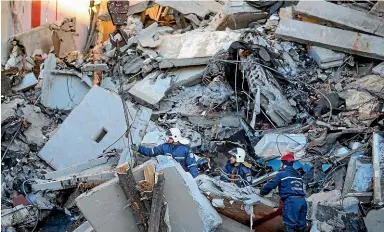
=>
[220,148,252,187]
[259,152,307,232]
[131,128,198,177]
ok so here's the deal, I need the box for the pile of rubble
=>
[1,0,384,232]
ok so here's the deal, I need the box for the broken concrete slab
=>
[342,156,373,200]
[45,156,118,180]
[81,63,108,72]
[372,132,384,205]
[32,165,115,191]
[279,6,294,19]
[364,208,384,232]
[371,1,384,16]
[128,71,172,106]
[372,62,384,77]
[41,54,90,110]
[12,73,38,92]
[99,0,149,21]
[76,157,221,232]
[254,134,307,160]
[168,66,205,88]
[8,25,53,57]
[155,30,241,69]
[276,19,384,60]
[39,86,136,170]
[140,131,166,148]
[308,46,345,69]
[206,0,268,31]
[294,0,384,37]
[155,0,222,18]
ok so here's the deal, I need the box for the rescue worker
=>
[220,148,252,187]
[131,128,198,177]
[259,152,307,232]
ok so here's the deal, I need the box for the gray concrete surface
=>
[73,221,94,232]
[155,0,222,18]
[155,30,241,68]
[372,62,384,77]
[294,0,384,37]
[76,157,221,232]
[207,0,267,31]
[276,19,384,60]
[41,54,90,110]
[81,63,108,72]
[364,208,384,232]
[129,71,172,106]
[39,86,135,170]
[308,46,345,64]
[170,66,206,88]
[12,73,38,91]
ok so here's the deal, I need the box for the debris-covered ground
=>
[1,0,384,232]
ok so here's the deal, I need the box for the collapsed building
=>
[1,0,384,232]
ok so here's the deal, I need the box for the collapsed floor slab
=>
[155,30,241,68]
[12,73,38,92]
[76,157,222,232]
[294,0,384,37]
[276,19,384,60]
[308,46,345,69]
[155,0,222,18]
[38,86,137,170]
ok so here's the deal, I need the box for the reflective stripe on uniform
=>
[281,176,303,181]
[188,164,197,168]
[174,157,185,160]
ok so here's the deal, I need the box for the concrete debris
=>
[207,0,268,31]
[372,62,384,77]
[308,46,345,69]
[276,19,384,60]
[76,157,222,232]
[2,1,384,231]
[12,73,38,92]
[155,0,222,18]
[364,208,384,232]
[294,0,384,37]
[39,86,138,170]
[154,30,241,68]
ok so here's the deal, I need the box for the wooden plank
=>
[148,172,165,232]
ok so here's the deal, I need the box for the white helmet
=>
[166,128,189,145]
[229,148,246,163]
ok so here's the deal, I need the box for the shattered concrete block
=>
[39,86,136,170]
[169,66,206,88]
[200,77,233,107]
[342,156,373,200]
[254,134,307,160]
[12,73,38,92]
[140,131,166,148]
[276,19,384,60]
[128,71,172,106]
[308,46,345,69]
[207,0,268,31]
[155,30,241,69]
[41,54,90,110]
[155,0,222,18]
[9,25,53,57]
[81,64,108,72]
[371,1,384,15]
[279,6,294,19]
[123,56,144,74]
[76,157,222,232]
[294,0,384,37]
[372,62,384,77]
[372,132,384,205]
[364,208,384,232]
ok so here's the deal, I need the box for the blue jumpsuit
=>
[220,161,252,187]
[138,143,198,177]
[260,166,307,232]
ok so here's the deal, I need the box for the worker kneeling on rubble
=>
[220,148,252,187]
[131,128,198,177]
[259,152,307,232]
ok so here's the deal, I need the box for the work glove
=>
[130,144,139,151]
[254,189,261,195]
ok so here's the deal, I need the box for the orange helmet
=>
[281,152,295,162]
